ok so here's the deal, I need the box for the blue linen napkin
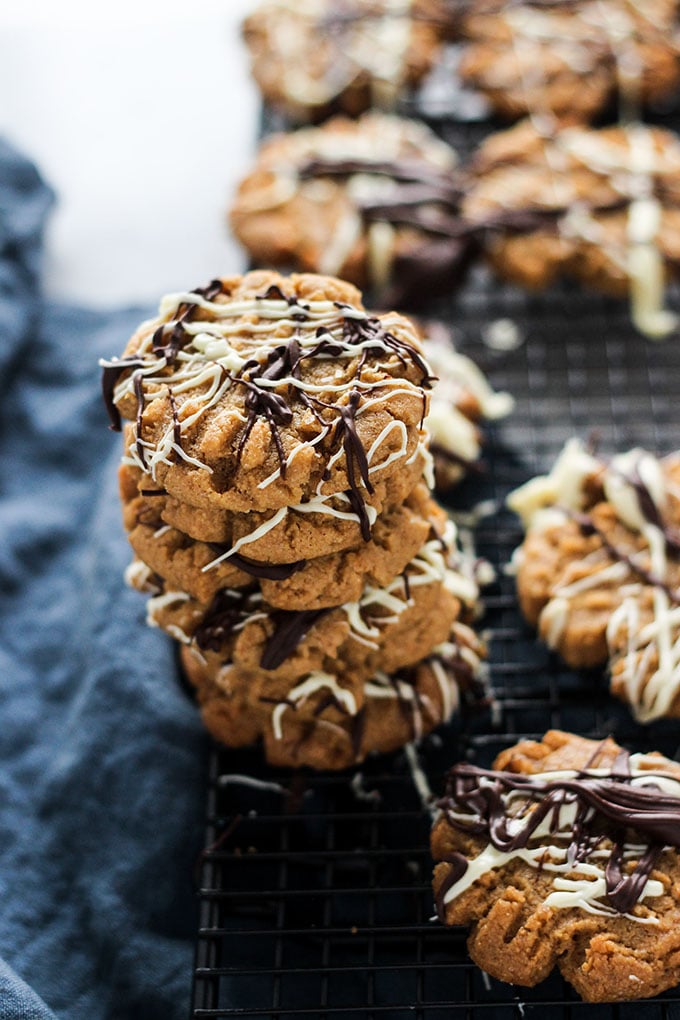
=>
[0,138,209,1019]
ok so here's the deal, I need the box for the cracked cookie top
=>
[102,271,434,520]
[433,729,680,1001]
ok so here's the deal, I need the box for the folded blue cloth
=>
[0,139,209,1019]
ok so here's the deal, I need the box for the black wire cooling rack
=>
[191,79,680,1020]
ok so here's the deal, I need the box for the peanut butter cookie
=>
[433,729,680,1002]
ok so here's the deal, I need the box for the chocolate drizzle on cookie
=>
[192,588,333,666]
[610,458,680,556]
[103,282,434,547]
[133,372,147,468]
[207,551,307,582]
[151,279,225,364]
[231,365,294,477]
[298,156,463,207]
[294,151,475,303]
[102,357,147,431]
[325,387,374,541]
[569,509,680,604]
[194,589,260,654]
[260,607,334,671]
[436,754,680,921]
[511,441,680,722]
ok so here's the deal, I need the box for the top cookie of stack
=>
[105,270,431,519]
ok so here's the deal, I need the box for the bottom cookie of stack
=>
[181,623,485,770]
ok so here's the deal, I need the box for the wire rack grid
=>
[191,83,680,1020]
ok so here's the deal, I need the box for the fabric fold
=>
[0,139,208,1020]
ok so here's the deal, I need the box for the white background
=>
[0,0,257,306]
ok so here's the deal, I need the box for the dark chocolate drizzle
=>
[231,354,295,478]
[345,313,435,387]
[207,549,307,581]
[570,509,680,604]
[151,278,225,364]
[610,456,680,556]
[435,756,680,920]
[299,156,462,206]
[101,357,147,431]
[193,587,334,669]
[105,279,431,541]
[295,149,477,302]
[133,372,147,468]
[102,280,225,429]
[330,388,374,541]
[260,283,306,307]
[547,449,680,601]
[260,607,333,671]
[193,588,259,654]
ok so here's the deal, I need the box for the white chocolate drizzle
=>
[271,670,358,740]
[258,0,418,114]
[439,761,680,923]
[470,0,680,340]
[104,289,433,545]
[421,331,514,467]
[509,440,680,721]
[507,438,601,528]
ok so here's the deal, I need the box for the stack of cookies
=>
[103,270,486,769]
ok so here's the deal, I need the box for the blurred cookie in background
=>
[242,0,443,122]
[230,112,468,306]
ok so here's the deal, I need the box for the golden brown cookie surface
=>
[462,120,680,337]
[230,113,463,304]
[509,440,680,720]
[103,271,433,519]
[123,478,441,609]
[182,618,484,770]
[242,0,442,122]
[137,520,479,684]
[457,0,680,123]
[432,729,680,1002]
[119,445,430,557]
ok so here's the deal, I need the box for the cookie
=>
[242,1,442,123]
[102,271,433,523]
[123,477,441,609]
[509,439,680,721]
[138,520,481,685]
[461,119,680,338]
[230,113,465,305]
[181,619,485,770]
[432,729,680,1002]
[119,438,431,552]
[454,0,680,122]
[456,0,680,124]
